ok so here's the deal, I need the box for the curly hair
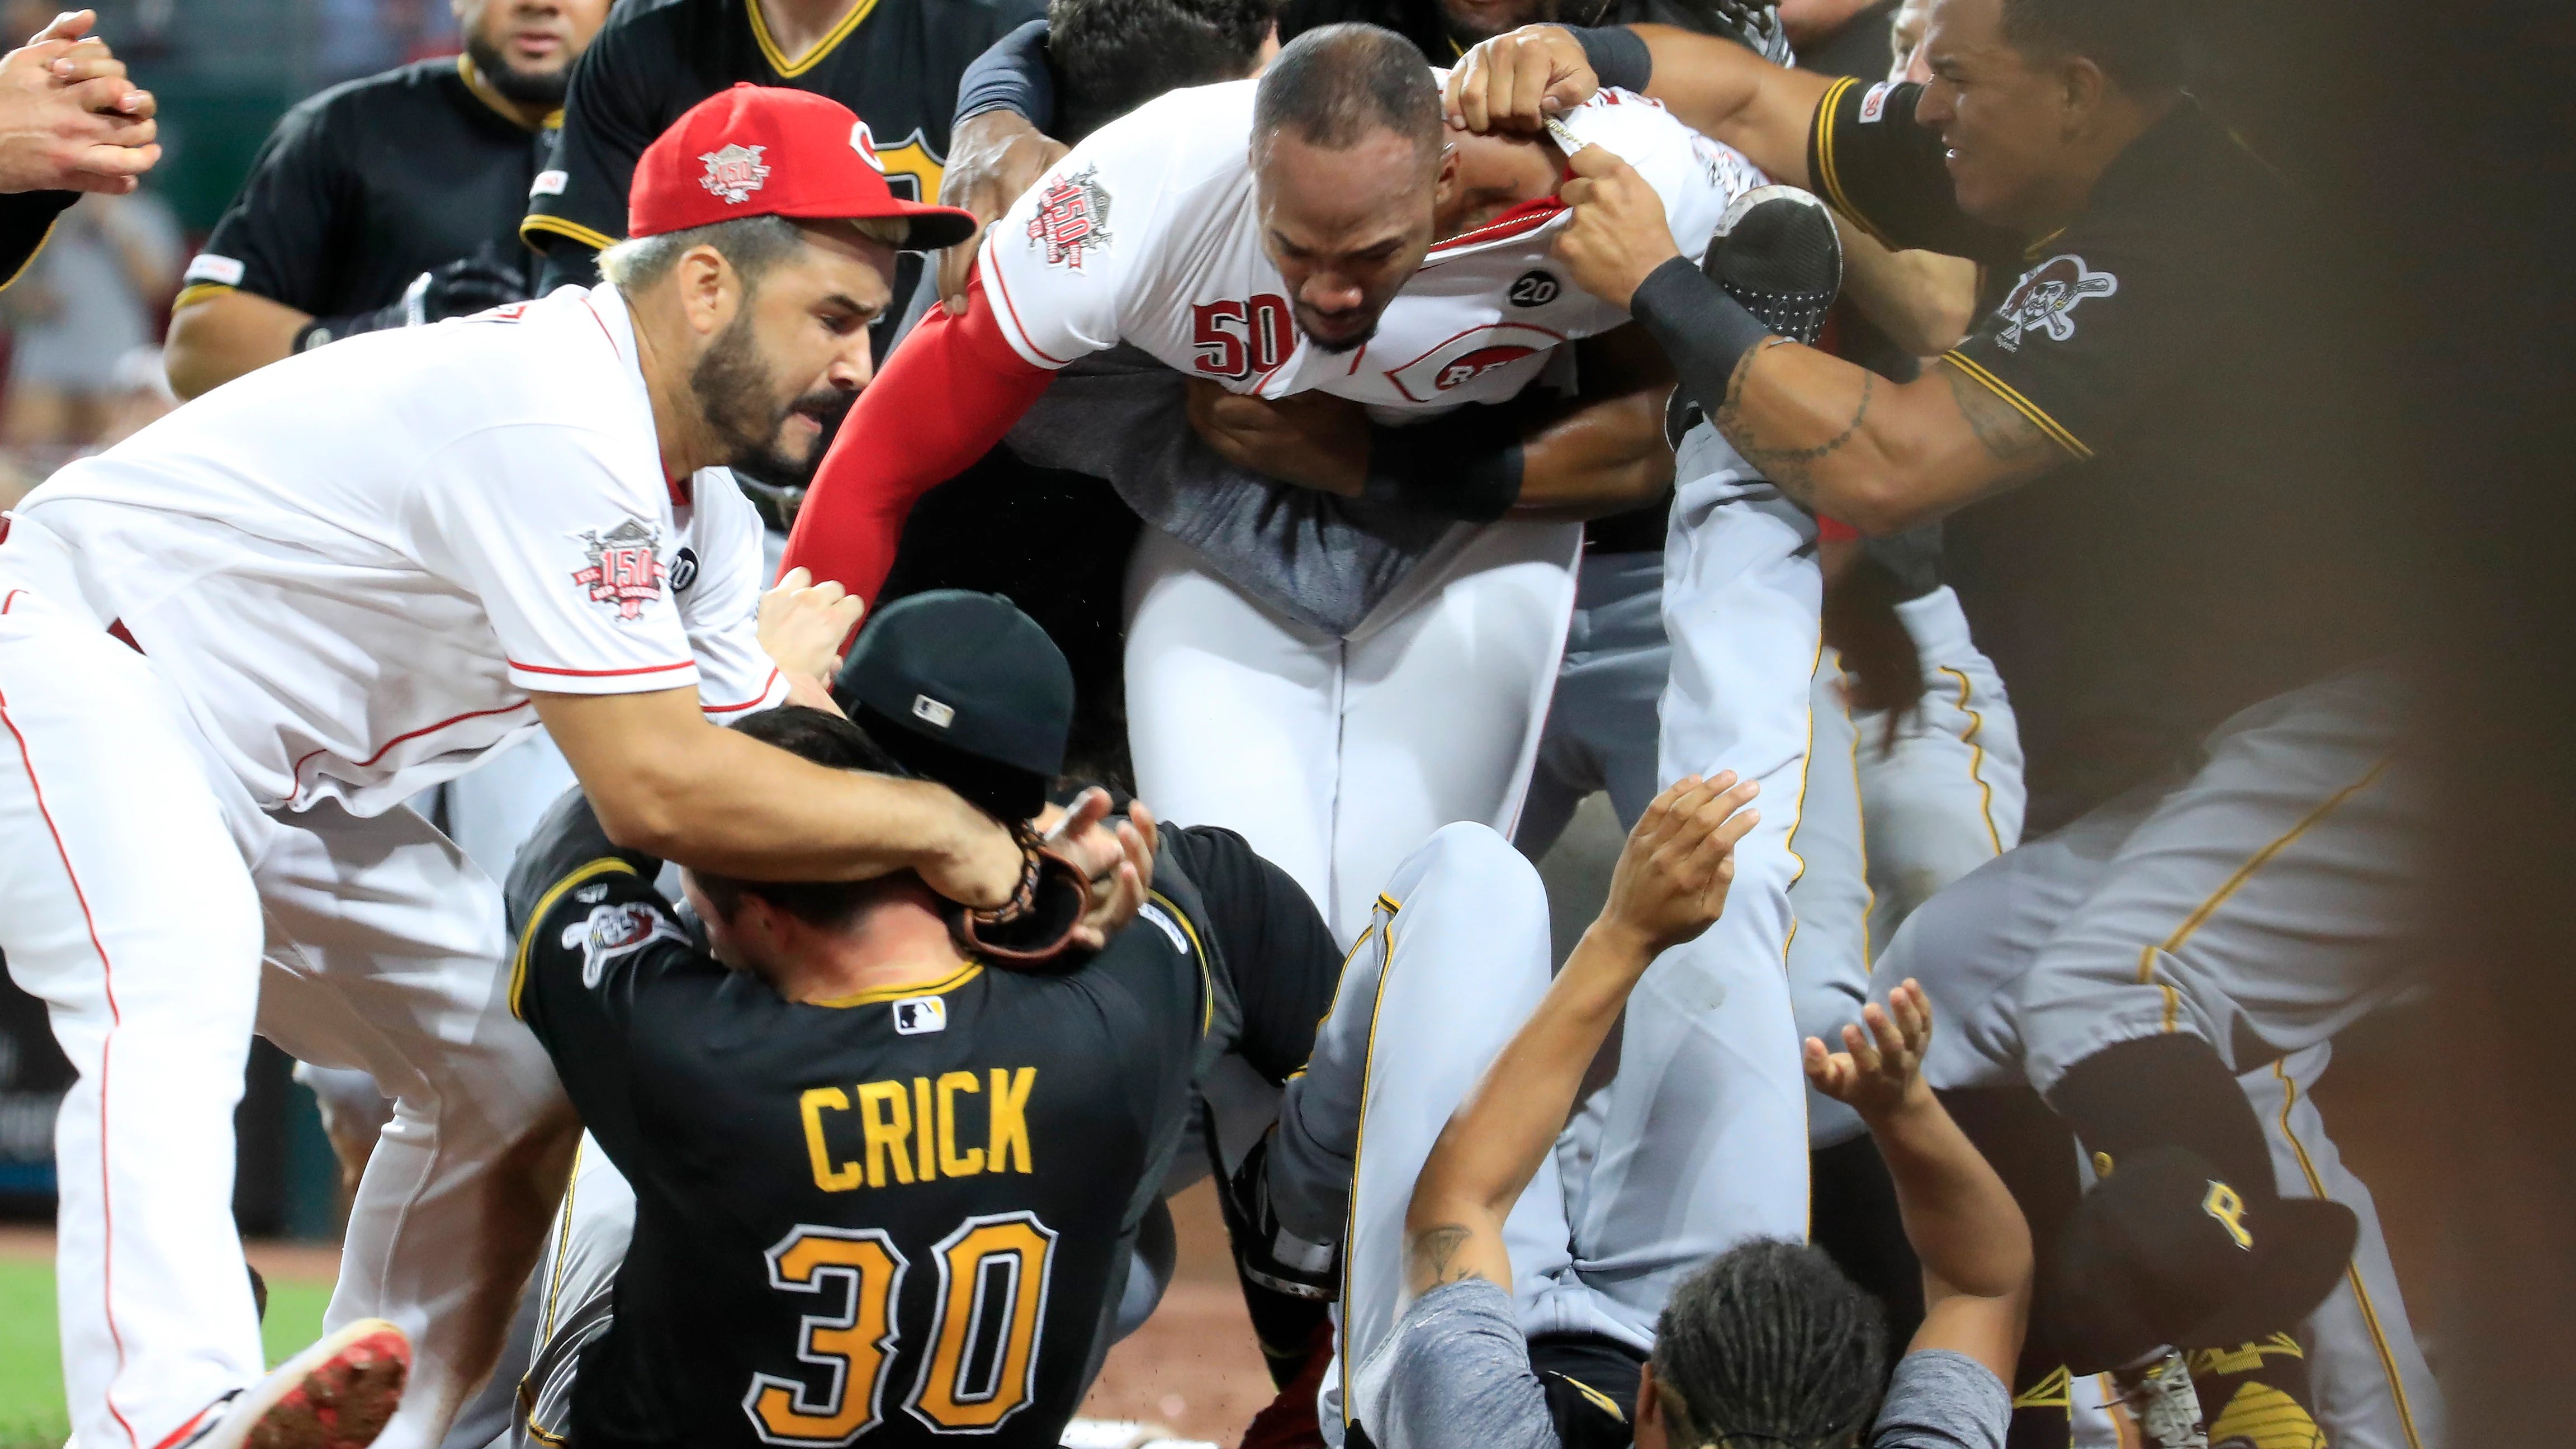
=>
[1649,1239,1889,1449]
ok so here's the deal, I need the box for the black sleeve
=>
[1937,220,2191,465]
[523,13,667,273]
[954,18,1057,132]
[0,191,74,292]
[1805,77,2018,261]
[1161,824,1343,1086]
[503,787,701,1159]
[183,95,347,314]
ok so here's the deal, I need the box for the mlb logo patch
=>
[892,995,947,1035]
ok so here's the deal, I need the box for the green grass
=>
[0,1256,334,1449]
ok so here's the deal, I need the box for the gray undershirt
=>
[1375,1278,2010,1449]
[1003,348,1456,638]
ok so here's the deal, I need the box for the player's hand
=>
[920,798,1027,911]
[1039,788,1154,949]
[936,110,1069,316]
[1552,141,1681,312]
[758,567,865,683]
[1445,25,1598,136]
[0,12,158,196]
[1592,771,1760,959]
[1186,380,1371,498]
[1803,978,1935,1122]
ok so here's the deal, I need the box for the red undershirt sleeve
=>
[780,269,1057,604]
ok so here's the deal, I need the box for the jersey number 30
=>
[745,1212,1058,1445]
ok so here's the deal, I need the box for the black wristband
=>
[954,18,1057,131]
[1630,255,1774,422]
[1561,25,1651,95]
[1363,404,1525,523]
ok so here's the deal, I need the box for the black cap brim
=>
[2042,1196,2360,1375]
[2174,1197,2359,1352]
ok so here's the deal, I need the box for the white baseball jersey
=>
[980,76,1763,411]
[11,283,787,818]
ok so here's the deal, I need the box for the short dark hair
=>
[1650,1239,1889,1449]
[1051,0,1275,136]
[689,707,913,931]
[1998,0,2203,92]
[1251,23,1441,167]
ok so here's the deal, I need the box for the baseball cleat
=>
[183,1318,411,1449]
[1705,184,1843,347]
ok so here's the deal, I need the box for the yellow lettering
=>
[2202,1180,2252,1249]
[859,1079,915,1187]
[914,1076,937,1182]
[988,1066,1035,1174]
[800,1087,860,1192]
[936,1071,982,1177]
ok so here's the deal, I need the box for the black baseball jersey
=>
[524,0,1042,298]
[508,792,1327,1449]
[177,58,552,322]
[1806,79,2392,830]
[0,192,74,292]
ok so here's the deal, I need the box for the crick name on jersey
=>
[801,1068,1039,1192]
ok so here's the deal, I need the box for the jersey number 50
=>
[745,1211,1058,1445]
[1192,295,1294,380]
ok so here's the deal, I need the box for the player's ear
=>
[675,243,736,338]
[2057,54,2108,130]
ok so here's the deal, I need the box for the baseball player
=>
[1450,4,2416,1439]
[165,0,611,400]
[502,705,1190,1449]
[785,23,1757,942]
[0,86,1093,1449]
[490,592,1350,1447]
[0,10,158,277]
[525,0,1041,320]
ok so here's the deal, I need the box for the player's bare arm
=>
[0,10,158,195]
[1804,979,2034,1382]
[1403,771,1760,1295]
[936,108,1068,315]
[1505,322,1677,519]
[165,288,309,399]
[1554,143,2057,531]
[531,688,1029,903]
[1442,23,1823,189]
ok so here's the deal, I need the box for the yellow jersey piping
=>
[509,858,638,1019]
[747,0,881,79]
[1939,351,2093,460]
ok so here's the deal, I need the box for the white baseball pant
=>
[0,574,574,1449]
[1123,519,1580,944]
[1787,651,1874,1150]
[1874,666,2435,1449]
[1851,585,2025,952]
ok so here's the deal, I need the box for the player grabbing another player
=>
[500,591,1354,1448]
[506,705,1180,1449]
[787,23,1754,942]
[0,86,1099,1449]
[0,8,158,276]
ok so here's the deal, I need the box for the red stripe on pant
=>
[0,685,144,1449]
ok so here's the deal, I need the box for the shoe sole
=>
[203,1318,410,1449]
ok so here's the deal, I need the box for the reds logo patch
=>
[561,899,688,987]
[1027,165,1112,271]
[1994,253,2116,351]
[1382,323,1563,403]
[571,518,667,621]
[699,143,770,204]
[849,121,884,172]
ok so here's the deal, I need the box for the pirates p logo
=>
[2203,1180,2253,1249]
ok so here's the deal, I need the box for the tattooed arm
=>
[1403,773,1762,1295]
[1704,341,2062,532]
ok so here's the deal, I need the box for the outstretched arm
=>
[1443,24,1826,190]
[1550,143,2062,532]
[1404,773,1762,1294]
[778,271,1055,601]
[1806,981,2033,1382]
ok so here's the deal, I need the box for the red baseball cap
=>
[628,83,978,250]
